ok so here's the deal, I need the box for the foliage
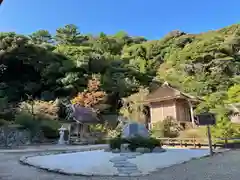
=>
[14,111,60,140]
[105,118,124,138]
[18,100,59,120]
[89,123,107,133]
[71,76,106,110]
[120,87,149,123]
[1,23,240,134]
[0,119,10,126]
[106,129,122,138]
[211,106,240,140]
[227,84,240,103]
[151,116,183,138]
[14,112,40,134]
[179,127,207,138]
[127,136,160,151]
[109,136,160,151]
[40,120,60,139]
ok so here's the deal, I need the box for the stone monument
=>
[121,122,149,139]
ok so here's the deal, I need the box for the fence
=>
[156,137,231,149]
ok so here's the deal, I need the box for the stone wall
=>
[0,126,37,148]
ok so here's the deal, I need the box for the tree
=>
[120,87,149,123]
[55,24,85,45]
[227,84,240,103]
[1,23,240,127]
[0,89,7,111]
[71,76,106,110]
[211,105,240,145]
[30,30,53,44]
[212,110,235,143]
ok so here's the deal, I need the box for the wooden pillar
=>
[207,125,214,156]
[80,123,83,140]
[77,122,80,140]
[68,124,71,144]
[188,100,195,127]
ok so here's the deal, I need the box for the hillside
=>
[0,24,240,117]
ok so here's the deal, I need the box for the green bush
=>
[127,136,160,151]
[40,120,60,139]
[179,127,207,138]
[15,112,40,132]
[0,119,10,126]
[15,112,61,140]
[109,137,125,149]
[94,138,108,144]
[0,109,15,121]
[151,116,183,138]
[109,136,160,151]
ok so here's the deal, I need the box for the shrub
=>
[40,120,60,139]
[107,129,121,138]
[15,112,60,140]
[151,116,183,138]
[0,119,10,126]
[109,137,124,150]
[94,138,107,144]
[151,121,164,138]
[109,136,160,151]
[15,112,39,132]
[127,136,160,151]
[179,127,207,139]
[18,100,59,120]
[161,116,183,137]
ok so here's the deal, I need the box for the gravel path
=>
[0,150,240,180]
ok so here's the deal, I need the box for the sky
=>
[0,0,239,39]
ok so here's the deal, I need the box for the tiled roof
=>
[71,104,100,123]
[145,81,202,103]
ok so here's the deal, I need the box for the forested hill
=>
[0,24,240,114]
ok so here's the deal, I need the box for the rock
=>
[118,173,129,177]
[129,172,143,176]
[121,122,149,139]
[135,147,151,153]
[112,149,121,153]
[152,147,166,153]
[117,168,140,174]
[120,143,130,153]
[113,161,128,167]
[110,156,128,162]
[114,162,136,168]
[122,153,141,158]
[104,147,111,152]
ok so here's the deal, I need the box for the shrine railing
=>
[155,137,240,149]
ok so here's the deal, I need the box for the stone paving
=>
[110,153,142,176]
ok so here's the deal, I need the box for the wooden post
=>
[193,137,196,148]
[80,123,83,140]
[207,125,214,156]
[68,124,71,144]
[77,122,80,141]
[187,100,195,127]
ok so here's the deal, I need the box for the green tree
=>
[55,24,85,45]
[30,30,53,44]
[227,84,240,103]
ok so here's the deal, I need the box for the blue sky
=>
[0,0,239,39]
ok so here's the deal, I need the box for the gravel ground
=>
[0,150,240,180]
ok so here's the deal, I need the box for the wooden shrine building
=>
[144,82,202,129]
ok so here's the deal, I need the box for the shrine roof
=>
[145,81,202,103]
